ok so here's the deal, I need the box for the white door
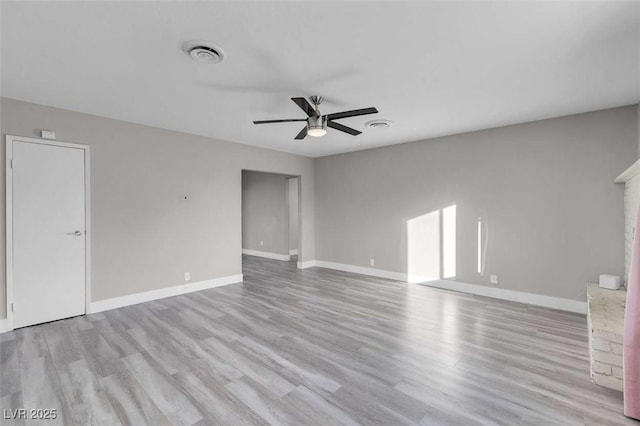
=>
[11,140,86,328]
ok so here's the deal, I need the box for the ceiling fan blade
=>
[253,119,307,124]
[294,126,308,140]
[327,120,362,136]
[326,107,378,121]
[291,97,318,117]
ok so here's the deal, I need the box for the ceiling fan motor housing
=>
[307,115,327,137]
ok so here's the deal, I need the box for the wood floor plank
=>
[203,336,295,398]
[99,370,172,426]
[171,371,267,425]
[19,357,67,426]
[224,377,316,426]
[283,385,361,426]
[57,359,121,425]
[121,352,203,425]
[0,338,21,398]
[0,392,26,426]
[236,336,342,393]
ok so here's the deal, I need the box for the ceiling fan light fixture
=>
[307,127,327,137]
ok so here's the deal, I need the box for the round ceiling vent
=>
[365,119,393,129]
[182,40,225,64]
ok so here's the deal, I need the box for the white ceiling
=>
[2,1,639,158]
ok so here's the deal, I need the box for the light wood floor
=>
[0,255,635,425]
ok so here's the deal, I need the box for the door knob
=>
[68,230,83,236]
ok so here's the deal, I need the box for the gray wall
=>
[288,178,299,252]
[315,106,638,301]
[242,171,289,255]
[1,98,636,318]
[0,98,315,318]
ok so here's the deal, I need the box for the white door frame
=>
[5,135,91,331]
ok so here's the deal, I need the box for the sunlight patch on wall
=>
[477,217,483,274]
[442,205,456,279]
[407,204,457,283]
[407,210,440,283]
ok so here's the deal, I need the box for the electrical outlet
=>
[370,258,375,267]
[184,272,191,282]
[490,275,498,285]
[260,241,264,247]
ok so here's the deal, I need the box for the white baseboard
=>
[242,249,290,261]
[0,318,9,333]
[297,260,317,269]
[419,279,587,314]
[311,260,586,314]
[289,249,298,256]
[314,260,407,281]
[89,274,243,314]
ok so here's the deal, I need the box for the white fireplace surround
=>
[583,163,639,392]
[615,159,640,284]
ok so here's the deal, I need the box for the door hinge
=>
[11,302,14,312]
[9,159,12,169]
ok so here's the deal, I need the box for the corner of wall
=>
[637,103,640,158]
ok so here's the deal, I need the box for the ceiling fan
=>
[253,96,378,140]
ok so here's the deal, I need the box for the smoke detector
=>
[182,40,225,64]
[365,119,393,129]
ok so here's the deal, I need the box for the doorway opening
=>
[241,170,301,269]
